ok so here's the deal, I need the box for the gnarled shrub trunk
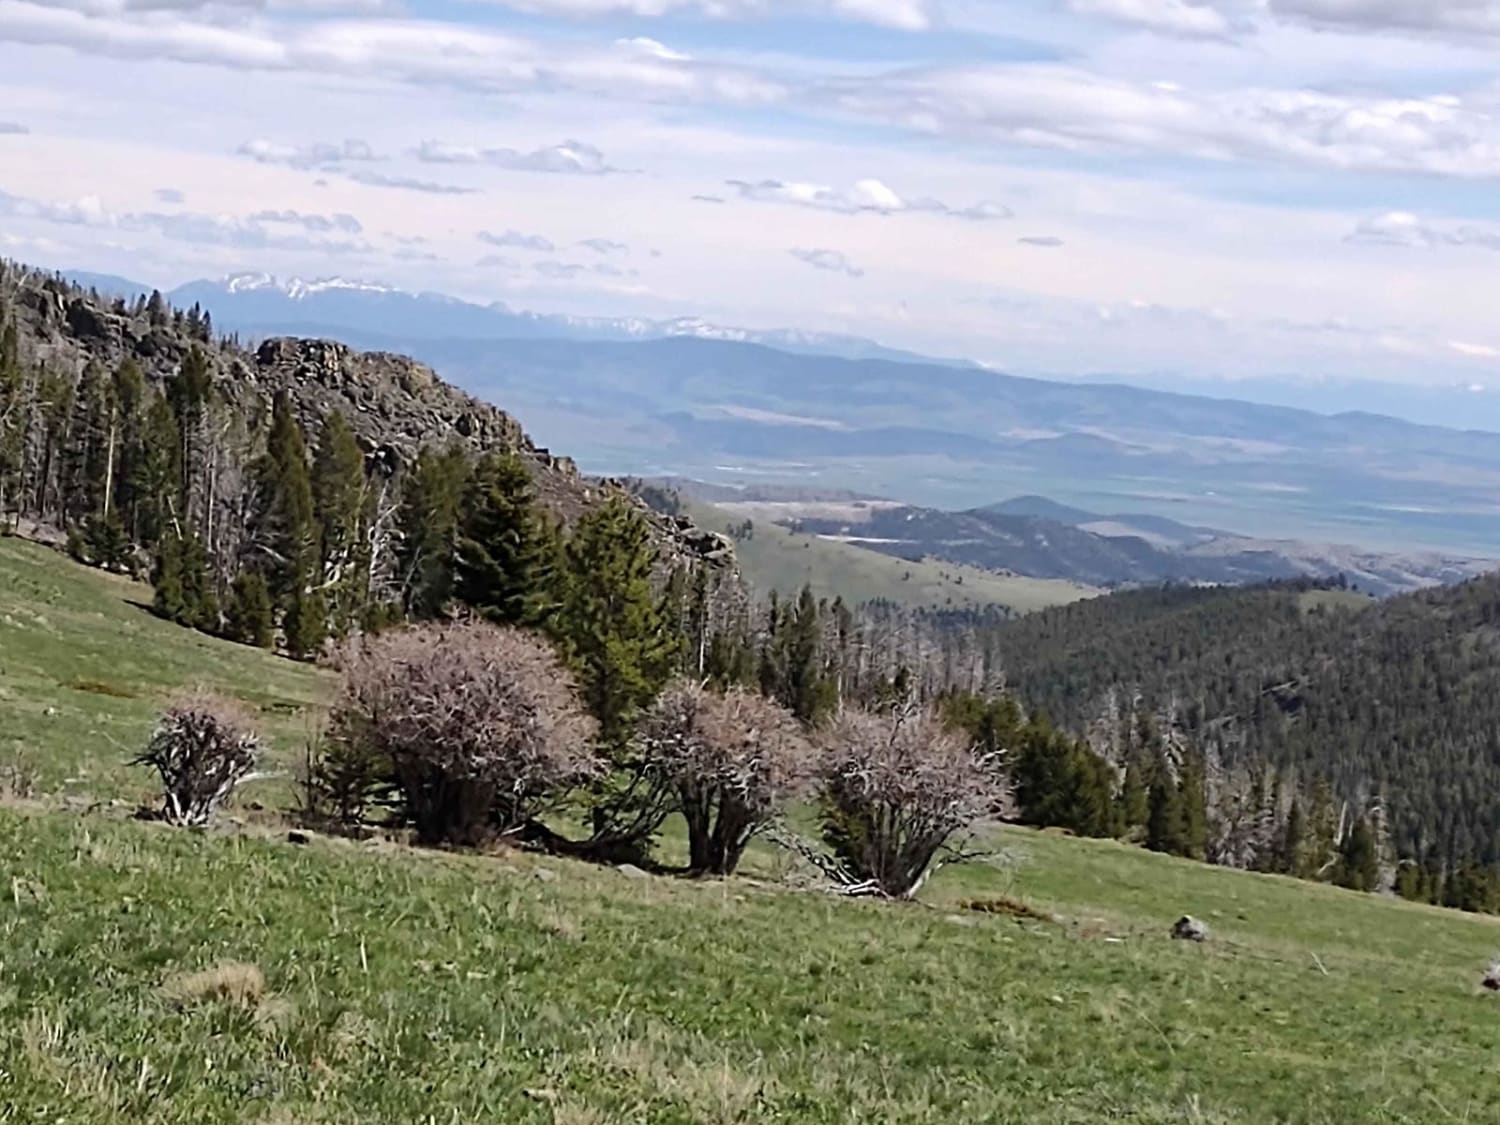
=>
[134,692,261,826]
[818,706,1000,898]
[323,621,599,846]
[638,683,809,875]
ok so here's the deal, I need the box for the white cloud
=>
[1449,339,1500,359]
[479,228,556,251]
[1065,0,1236,38]
[579,237,628,254]
[463,0,935,30]
[727,176,1009,219]
[0,121,27,134]
[0,187,371,253]
[1348,210,1500,249]
[827,65,1500,181]
[153,187,184,203]
[789,247,864,276]
[1268,0,1500,38]
[1019,235,1065,246]
[415,139,619,175]
[345,170,477,194]
[237,137,380,168]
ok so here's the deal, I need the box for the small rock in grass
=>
[534,868,557,883]
[1172,916,1210,943]
[1483,958,1500,992]
[616,863,649,880]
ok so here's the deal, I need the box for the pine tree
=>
[779,585,835,726]
[137,393,182,546]
[395,445,468,618]
[452,450,555,628]
[152,533,187,623]
[0,313,26,521]
[250,394,317,608]
[555,495,678,751]
[180,531,218,632]
[285,586,328,661]
[1336,816,1379,892]
[167,346,213,532]
[311,412,368,636]
[225,571,274,648]
[1279,797,1305,876]
[1119,753,1150,834]
[61,362,113,525]
[110,360,147,534]
[1178,746,1209,861]
[1146,754,1186,855]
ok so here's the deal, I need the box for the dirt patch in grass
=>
[960,896,1057,923]
[64,679,137,699]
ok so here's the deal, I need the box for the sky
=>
[5,0,1500,385]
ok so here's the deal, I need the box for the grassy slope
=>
[0,536,329,800]
[4,537,1500,1123]
[685,499,1097,613]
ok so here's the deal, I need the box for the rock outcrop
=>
[3,263,730,573]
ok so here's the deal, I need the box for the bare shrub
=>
[133,692,261,826]
[638,682,810,875]
[325,621,599,846]
[817,705,1001,899]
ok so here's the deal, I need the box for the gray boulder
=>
[1172,915,1210,943]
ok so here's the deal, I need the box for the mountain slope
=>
[982,574,1500,867]
[4,261,729,572]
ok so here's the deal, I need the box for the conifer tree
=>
[311,412,367,636]
[0,313,25,520]
[285,587,328,660]
[779,585,836,726]
[61,362,113,525]
[1336,816,1379,891]
[1178,746,1209,860]
[452,450,555,628]
[555,495,678,751]
[225,571,274,648]
[110,360,147,532]
[395,444,468,618]
[1119,753,1150,834]
[250,393,317,607]
[1146,755,1186,855]
[137,393,183,545]
[1279,797,1305,875]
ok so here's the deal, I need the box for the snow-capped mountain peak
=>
[219,273,400,300]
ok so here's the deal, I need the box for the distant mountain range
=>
[70,271,953,366]
[62,268,1500,558]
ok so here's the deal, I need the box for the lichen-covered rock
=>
[1484,958,1500,992]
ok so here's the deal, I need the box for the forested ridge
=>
[977,577,1500,878]
[6,257,1500,912]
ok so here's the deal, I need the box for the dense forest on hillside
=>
[973,578,1500,874]
[4,261,1500,912]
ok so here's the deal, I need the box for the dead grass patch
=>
[162,961,267,1010]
